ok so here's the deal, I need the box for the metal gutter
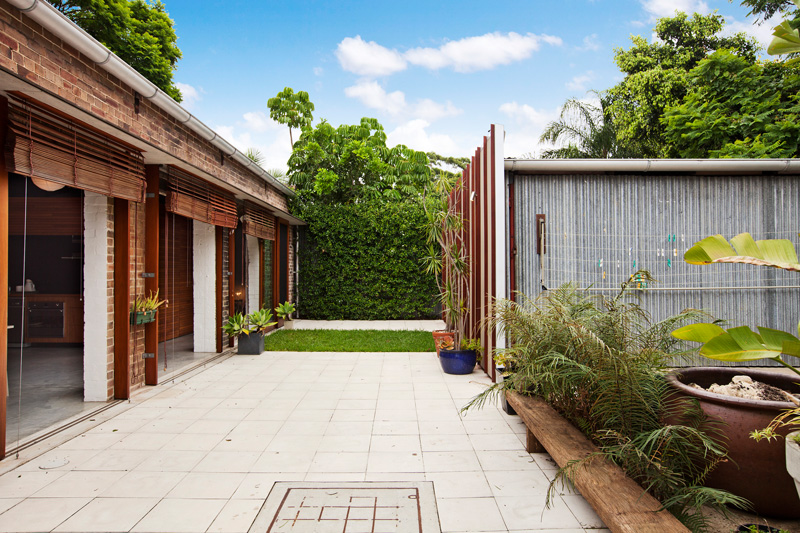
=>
[504,158,800,174]
[6,0,296,198]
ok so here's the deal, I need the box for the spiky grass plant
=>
[464,272,749,532]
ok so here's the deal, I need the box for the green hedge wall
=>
[297,200,438,320]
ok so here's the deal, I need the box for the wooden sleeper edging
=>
[506,391,689,533]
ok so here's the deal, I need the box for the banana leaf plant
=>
[672,232,800,378]
[767,0,800,61]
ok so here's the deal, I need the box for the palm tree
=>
[539,93,633,159]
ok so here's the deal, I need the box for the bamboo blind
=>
[242,200,275,241]
[5,97,145,202]
[165,166,238,228]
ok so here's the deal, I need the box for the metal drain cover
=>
[248,481,440,533]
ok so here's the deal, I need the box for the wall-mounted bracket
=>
[142,352,154,359]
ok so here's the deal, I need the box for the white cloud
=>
[725,14,783,50]
[335,32,562,77]
[499,101,561,158]
[242,111,281,133]
[640,0,709,19]
[566,71,595,92]
[412,99,462,121]
[386,119,460,155]
[344,79,462,121]
[174,82,201,110]
[335,36,407,77]
[344,80,407,115]
[405,32,562,73]
[579,34,601,51]
[313,66,324,76]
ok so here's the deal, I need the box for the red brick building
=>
[0,0,301,459]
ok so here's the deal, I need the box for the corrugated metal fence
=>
[510,172,800,366]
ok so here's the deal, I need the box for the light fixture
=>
[31,177,65,192]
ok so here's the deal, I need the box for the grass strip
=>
[263,329,435,352]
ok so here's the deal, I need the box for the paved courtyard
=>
[0,345,606,532]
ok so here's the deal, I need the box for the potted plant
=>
[423,171,471,367]
[275,301,296,330]
[222,309,276,355]
[438,337,481,375]
[752,406,800,501]
[131,290,167,325]
[670,232,800,518]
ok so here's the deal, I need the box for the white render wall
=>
[193,220,216,352]
[83,191,109,401]
[246,235,260,314]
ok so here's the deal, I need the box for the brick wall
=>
[128,201,146,393]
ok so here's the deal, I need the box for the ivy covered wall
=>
[297,200,438,320]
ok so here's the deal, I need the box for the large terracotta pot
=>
[431,330,454,356]
[667,367,800,518]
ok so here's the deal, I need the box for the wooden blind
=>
[165,167,238,228]
[242,200,275,241]
[5,98,145,202]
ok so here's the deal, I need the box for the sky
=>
[162,0,782,172]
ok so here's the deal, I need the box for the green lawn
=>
[263,329,435,352]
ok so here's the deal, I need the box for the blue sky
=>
[164,0,780,170]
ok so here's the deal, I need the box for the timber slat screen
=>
[242,200,275,241]
[5,97,145,202]
[165,167,238,228]
[446,125,503,381]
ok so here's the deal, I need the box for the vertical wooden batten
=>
[0,96,9,459]
[216,226,223,353]
[144,166,159,384]
[113,198,131,399]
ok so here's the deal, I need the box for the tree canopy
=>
[267,87,315,147]
[662,50,800,158]
[287,117,431,206]
[606,12,757,157]
[539,94,636,158]
[52,0,183,101]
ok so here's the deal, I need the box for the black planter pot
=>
[237,332,265,355]
[439,349,477,374]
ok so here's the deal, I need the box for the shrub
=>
[466,272,748,531]
[297,199,438,320]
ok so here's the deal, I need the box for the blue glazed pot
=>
[439,349,477,375]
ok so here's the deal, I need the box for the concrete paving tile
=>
[266,434,323,452]
[135,450,206,472]
[230,473,297,500]
[317,434,371,453]
[252,451,315,473]
[162,432,225,451]
[478,450,540,471]
[370,435,421,453]
[418,419,466,435]
[109,432,175,450]
[58,432,126,450]
[53,497,159,532]
[193,451,261,473]
[437,497,506,532]
[420,434,473,452]
[166,472,246,499]
[309,452,368,473]
[372,420,419,435]
[34,470,126,498]
[367,451,424,473]
[0,470,67,498]
[469,433,530,451]
[426,471,493,498]
[72,449,149,471]
[14,449,99,472]
[495,495,583,530]
[206,499,262,532]
[0,498,22,514]
[325,421,373,436]
[484,469,554,498]
[561,494,606,528]
[101,470,186,498]
[0,497,89,532]
[423,451,482,472]
[131,498,226,532]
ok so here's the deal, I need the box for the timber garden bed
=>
[506,391,690,533]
